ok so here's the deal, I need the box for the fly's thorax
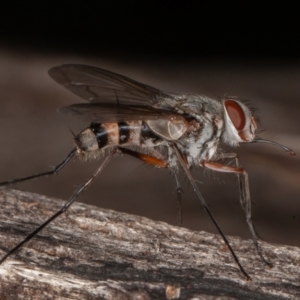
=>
[176,111,224,165]
[222,99,257,146]
[146,116,189,141]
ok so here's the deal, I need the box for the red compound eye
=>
[225,100,246,131]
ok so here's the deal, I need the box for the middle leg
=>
[118,147,183,226]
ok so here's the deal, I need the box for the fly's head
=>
[222,99,257,147]
[221,98,296,156]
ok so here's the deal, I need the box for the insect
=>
[0,64,296,279]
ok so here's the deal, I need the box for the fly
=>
[0,64,296,279]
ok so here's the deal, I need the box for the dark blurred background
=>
[0,2,299,247]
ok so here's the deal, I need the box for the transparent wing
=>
[49,64,174,106]
[59,103,178,123]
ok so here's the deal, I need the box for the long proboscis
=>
[251,137,296,157]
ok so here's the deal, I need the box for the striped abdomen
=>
[74,121,162,153]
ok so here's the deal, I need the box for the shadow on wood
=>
[0,189,299,299]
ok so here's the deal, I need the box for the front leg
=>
[202,157,272,266]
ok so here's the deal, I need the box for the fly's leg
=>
[172,144,250,280]
[118,147,183,226]
[173,172,183,226]
[0,148,77,187]
[202,157,272,267]
[0,149,116,264]
[119,148,168,168]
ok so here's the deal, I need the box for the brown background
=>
[0,2,299,249]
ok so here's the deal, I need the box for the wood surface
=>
[0,189,299,299]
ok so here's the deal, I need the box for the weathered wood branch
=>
[0,189,299,299]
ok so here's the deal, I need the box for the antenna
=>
[251,137,296,157]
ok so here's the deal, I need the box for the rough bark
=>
[0,189,299,300]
